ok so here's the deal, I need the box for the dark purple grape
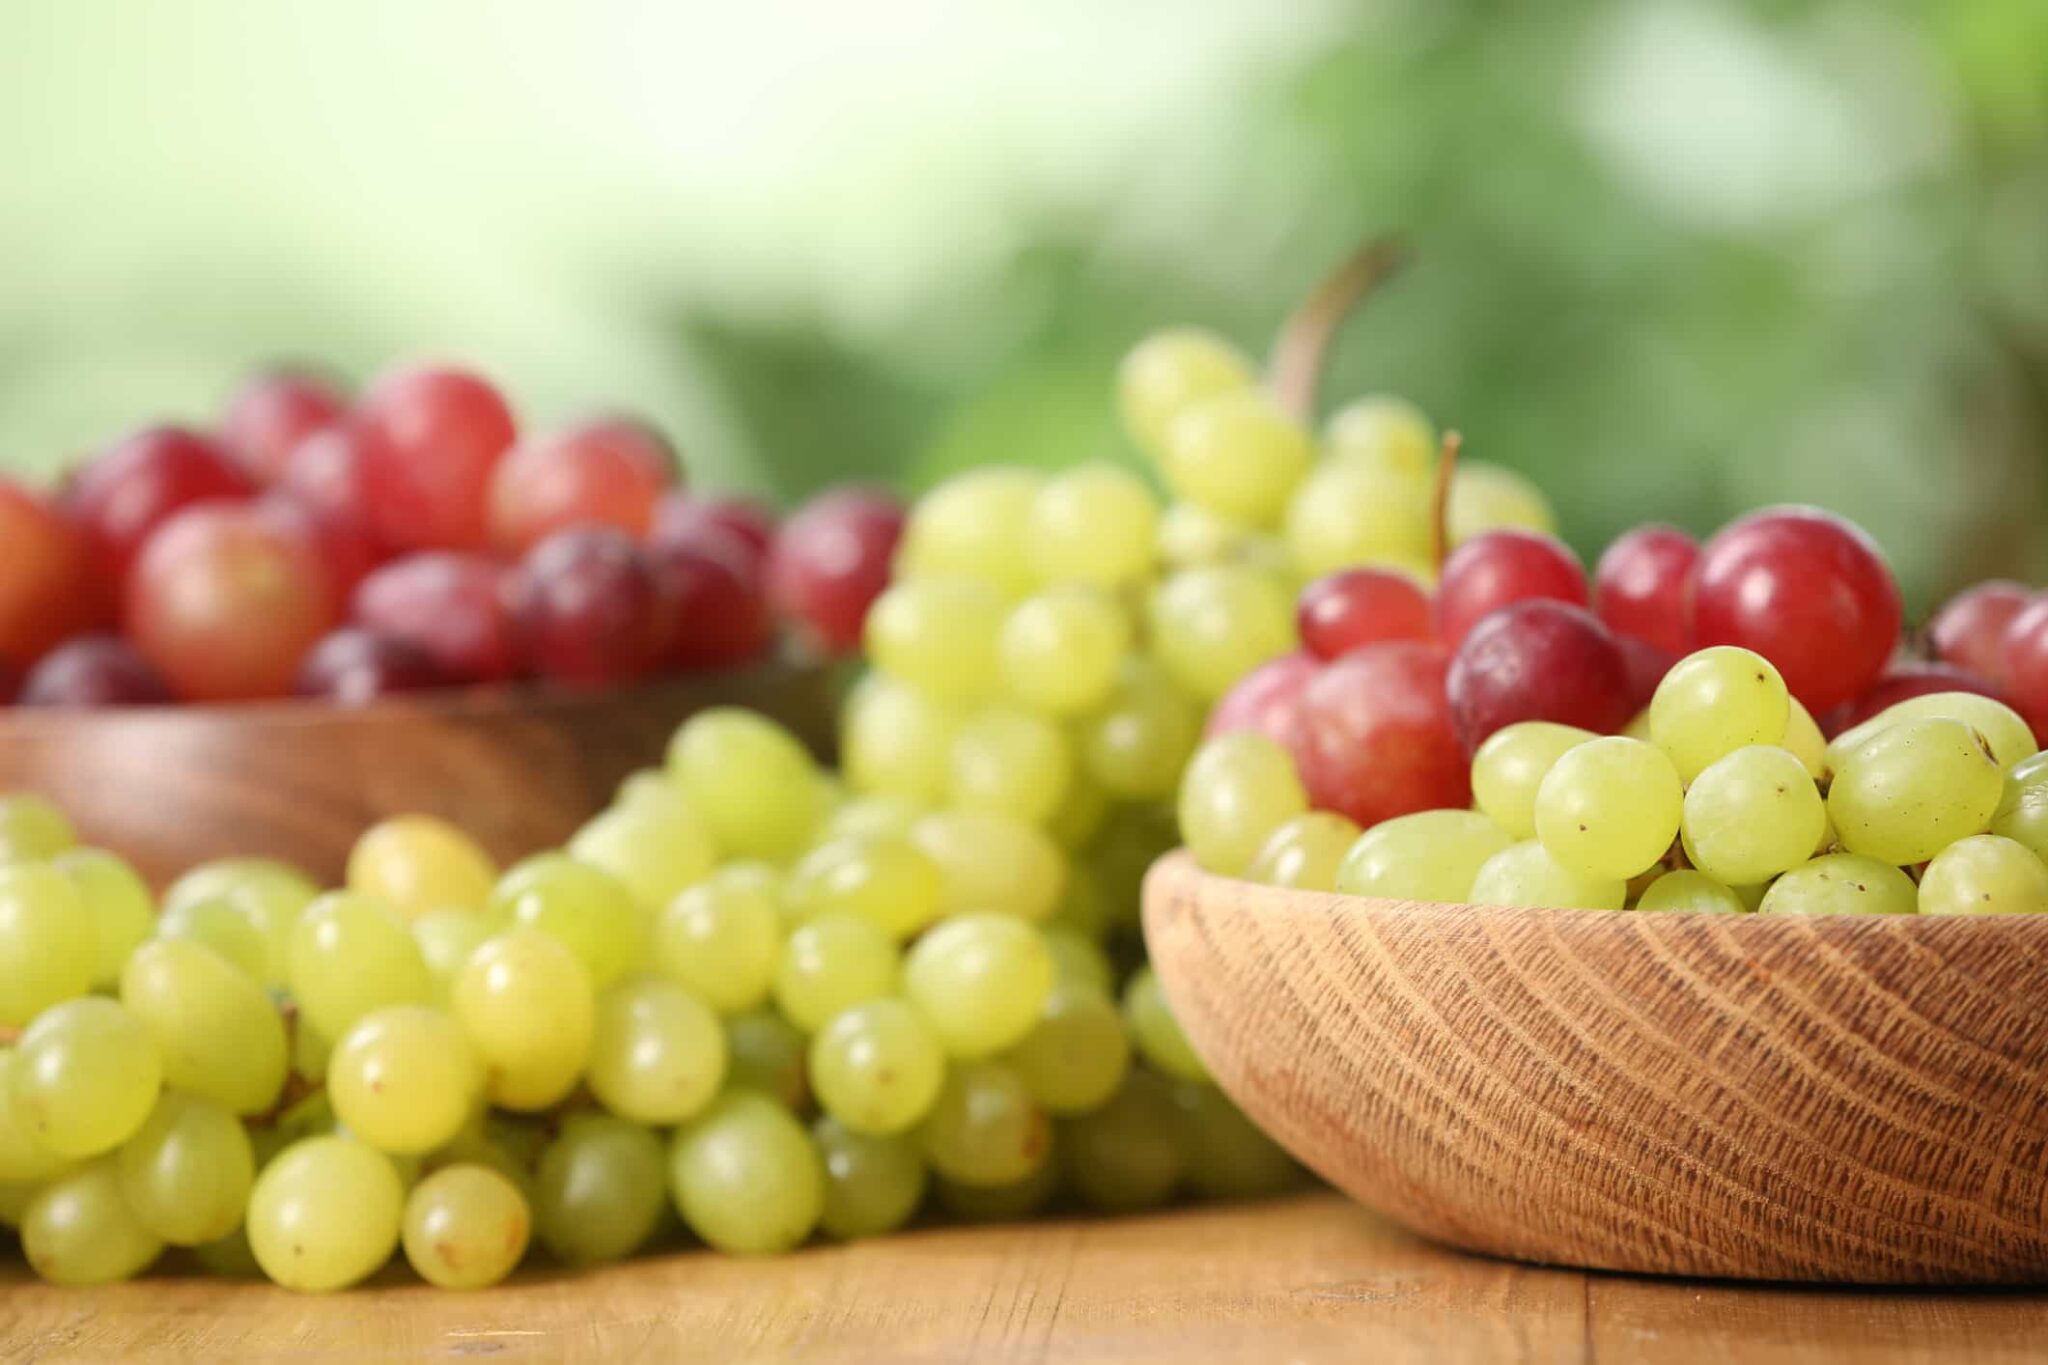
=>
[295,627,446,705]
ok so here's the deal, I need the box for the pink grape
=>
[651,493,778,566]
[1593,524,1698,654]
[1205,651,1318,753]
[767,488,905,656]
[221,370,346,484]
[488,416,676,555]
[1296,568,1433,661]
[1929,580,2031,685]
[1296,641,1468,828]
[355,365,516,552]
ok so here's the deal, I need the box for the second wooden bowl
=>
[1143,849,2048,1285]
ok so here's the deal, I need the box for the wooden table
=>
[5,1194,2044,1363]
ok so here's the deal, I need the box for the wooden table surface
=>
[5,1194,2045,1364]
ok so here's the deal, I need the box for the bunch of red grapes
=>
[1207,506,2048,830]
[0,366,905,708]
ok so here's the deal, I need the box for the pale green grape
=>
[158,896,270,983]
[1325,395,1436,477]
[1469,841,1626,910]
[1039,925,1114,996]
[1123,966,1208,1082]
[1284,462,1434,578]
[895,467,1043,596]
[116,1091,253,1245]
[190,1225,262,1278]
[1079,656,1202,801]
[947,708,1073,826]
[413,909,492,1001]
[0,861,94,1027]
[120,936,287,1115]
[567,794,716,913]
[328,1005,483,1155]
[1829,692,2039,775]
[1781,698,1828,781]
[1159,388,1311,528]
[1149,564,1295,701]
[669,1091,824,1254]
[1337,810,1514,904]
[1118,327,1254,460]
[164,857,317,988]
[772,913,900,1033]
[813,1116,927,1240]
[1680,746,1827,885]
[451,929,595,1111]
[1157,500,1257,569]
[0,1178,43,1229]
[1992,752,2048,859]
[12,996,161,1158]
[651,875,783,1013]
[402,1164,531,1289]
[1044,770,1111,851]
[668,708,827,862]
[919,1061,1050,1188]
[1469,722,1594,840]
[588,977,726,1125]
[1635,870,1748,914]
[488,853,645,989]
[1046,861,1113,940]
[935,1158,1061,1221]
[1828,717,2003,865]
[1245,811,1362,891]
[288,892,433,1041]
[1059,1071,1182,1213]
[1446,461,1557,543]
[533,1113,667,1266]
[998,585,1131,716]
[347,815,496,919]
[1085,804,1180,937]
[910,809,1067,921]
[808,998,945,1135]
[824,794,931,844]
[0,793,75,861]
[247,1135,404,1292]
[269,1090,339,1149]
[1649,647,1790,783]
[842,674,960,804]
[1918,835,2048,915]
[614,767,681,812]
[864,577,1007,706]
[1172,1082,1299,1201]
[424,1113,542,1202]
[1005,982,1131,1115]
[0,1049,66,1183]
[21,1158,161,1285]
[1759,854,1919,916]
[1178,731,1308,877]
[1534,737,1684,881]
[51,849,153,989]
[903,913,1053,1059]
[1026,463,1160,590]
[724,1010,811,1110]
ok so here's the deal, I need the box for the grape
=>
[351,552,520,684]
[1027,463,1160,589]
[511,526,677,686]
[1469,841,1626,910]
[1616,634,1678,714]
[1246,811,1363,891]
[0,481,95,668]
[946,708,1073,826]
[1005,981,1130,1115]
[1992,752,2048,859]
[120,937,288,1115]
[488,415,673,554]
[1446,461,1557,544]
[1178,731,1308,877]
[896,468,1042,596]
[402,1163,532,1289]
[1122,965,1209,1082]
[20,635,173,706]
[12,997,161,1157]
[773,912,901,1033]
[1336,810,1514,903]
[247,1134,405,1291]
[724,1010,812,1110]
[191,1226,263,1278]
[1158,388,1310,528]
[753,487,901,656]
[1829,691,2038,775]
[646,522,773,670]
[864,576,1006,706]
[910,809,1066,921]
[1157,500,1259,569]
[295,627,445,702]
[1648,646,1792,782]
[1470,721,1593,840]
[1918,835,2048,915]
[1325,395,1435,477]
[842,674,961,803]
[1297,568,1433,661]
[1173,1082,1299,1201]
[934,1158,1061,1222]
[813,1116,927,1240]
[1118,328,1254,459]
[0,861,93,1028]
[1446,601,1632,752]
[0,792,76,859]
[998,585,1131,716]
[354,365,517,552]
[0,1049,66,1183]
[328,1005,483,1155]
[1635,870,1749,914]
[165,857,316,987]
[533,1113,668,1265]
[450,930,596,1111]
[668,708,826,863]
[1930,581,2032,684]
[22,1158,163,1286]
[488,853,644,988]
[68,425,256,585]
[117,1092,254,1245]
[1205,650,1318,754]
[650,875,781,1014]
[1678,746,1827,885]
[567,791,716,913]
[289,892,433,1040]
[2003,597,2048,741]
[1828,717,2002,865]
[784,833,942,941]
[903,913,1054,1059]
[587,977,725,1125]
[669,1092,824,1254]
[158,895,272,983]
[808,998,946,1135]
[919,1061,1050,1188]
[221,369,346,483]
[1593,525,1699,655]
[1533,736,1684,881]
[1436,530,1588,649]
[1759,854,1918,916]
[1080,656,1203,801]
[1060,1071,1182,1214]
[1039,925,1114,995]
[411,909,491,999]
[348,815,497,920]
[1298,642,1470,828]
[46,848,151,989]
[654,492,778,565]
[1781,697,1828,780]
[254,488,381,605]
[1284,462,1434,579]
[277,424,380,545]
[1149,563,1295,701]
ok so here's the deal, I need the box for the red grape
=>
[488,416,676,555]
[278,424,383,540]
[647,524,772,670]
[221,370,346,484]
[766,487,906,656]
[1435,530,1587,648]
[1822,660,2004,736]
[352,552,520,685]
[2000,597,2048,742]
[20,635,173,707]
[67,426,257,585]
[0,663,18,705]
[651,492,778,565]
[1445,600,1632,752]
[1297,568,1433,661]
[295,627,445,704]
[254,492,382,604]
[1617,634,1678,713]
[1691,506,1901,712]
[125,504,337,701]
[1295,641,1468,828]
[1205,651,1318,752]
[1593,524,1698,654]
[355,365,516,552]
[510,528,677,688]
[1929,580,2031,685]
[0,480,95,667]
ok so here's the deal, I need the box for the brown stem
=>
[1266,237,1410,423]
[1431,429,1463,572]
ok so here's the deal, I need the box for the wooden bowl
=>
[1142,849,2048,1285]
[0,664,839,886]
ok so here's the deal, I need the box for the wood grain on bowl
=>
[1143,849,2048,1284]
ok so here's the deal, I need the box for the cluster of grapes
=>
[0,367,907,707]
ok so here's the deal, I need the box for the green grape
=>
[1059,1071,1182,1213]
[488,853,645,989]
[1118,327,1254,460]
[668,708,827,862]
[0,1049,66,1183]
[669,1091,824,1254]
[347,815,497,919]
[1157,500,1256,568]
[533,1113,667,1266]
[0,793,75,861]
[1122,966,1208,1082]
[568,793,717,913]
[772,912,900,1033]
[21,1158,161,1285]
[1039,924,1114,995]
[293,1018,334,1083]
[12,996,161,1158]
[119,937,287,1115]
[903,913,1053,1059]
[1044,770,1111,851]
[1446,460,1556,543]
[588,977,726,1125]
[935,1157,1060,1221]
[1336,810,1514,904]
[268,1090,339,1149]
[865,577,1007,706]
[1678,745,1827,885]
[1760,854,1919,915]
[1635,870,1749,914]
[247,1135,404,1292]
[191,1225,262,1278]
[164,857,318,988]
[1080,656,1202,801]
[1829,717,2003,865]
[1468,722,1595,841]
[50,848,153,989]
[808,998,945,1135]
[1781,698,1828,781]
[652,875,783,1014]
[116,1091,253,1245]
[1159,388,1311,528]
[1245,811,1362,891]
[1149,564,1295,702]
[1324,395,1436,478]
[1830,692,2039,775]
[424,1112,543,1200]
[910,809,1067,921]
[724,1009,811,1110]
[823,795,931,844]
[1533,737,1684,881]
[946,708,1074,827]
[1284,462,1433,579]
[289,892,433,1041]
[1469,841,1626,910]
[412,909,491,1000]
[919,1061,1050,1187]
[998,585,1132,716]
[451,929,596,1111]
[1172,1082,1298,1201]
[401,1163,531,1289]
[1993,752,2048,860]
[328,1005,483,1155]
[1045,860,1112,939]
[1005,981,1130,1115]
[1085,804,1180,934]
[896,467,1042,596]
[0,861,94,1028]
[614,766,681,812]
[1649,646,1790,783]
[813,1116,927,1240]
[1026,463,1160,590]
[0,1177,44,1229]
[1918,835,2048,915]
[158,896,271,983]
[1178,731,1308,878]
[841,674,960,804]
[785,834,944,944]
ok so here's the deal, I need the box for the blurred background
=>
[2,0,2043,613]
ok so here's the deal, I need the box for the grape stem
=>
[1266,237,1409,422]
[1431,429,1463,570]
